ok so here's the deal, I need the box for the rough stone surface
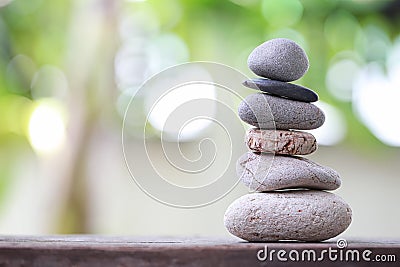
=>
[245,128,317,155]
[224,191,352,242]
[238,93,325,130]
[242,78,318,102]
[236,152,341,191]
[247,38,309,82]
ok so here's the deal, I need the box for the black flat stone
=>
[242,78,318,102]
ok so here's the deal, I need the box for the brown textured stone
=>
[246,128,317,155]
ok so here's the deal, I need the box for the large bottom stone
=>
[224,191,352,242]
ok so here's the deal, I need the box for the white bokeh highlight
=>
[146,83,216,142]
[353,62,400,147]
[28,100,66,154]
[307,101,346,146]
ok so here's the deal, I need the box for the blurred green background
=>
[0,0,399,238]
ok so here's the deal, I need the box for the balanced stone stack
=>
[224,38,352,242]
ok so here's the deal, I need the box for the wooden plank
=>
[0,236,398,266]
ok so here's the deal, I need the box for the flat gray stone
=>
[246,129,317,155]
[236,152,341,191]
[238,93,325,130]
[224,191,352,242]
[242,78,318,102]
[247,38,309,82]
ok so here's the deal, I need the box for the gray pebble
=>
[242,78,318,102]
[246,128,317,155]
[224,191,352,242]
[238,93,325,130]
[247,38,309,82]
[237,152,341,191]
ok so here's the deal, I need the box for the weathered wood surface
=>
[0,236,398,266]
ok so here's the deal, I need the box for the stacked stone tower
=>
[224,38,352,241]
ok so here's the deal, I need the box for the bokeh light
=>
[31,65,68,100]
[261,0,303,28]
[146,83,216,142]
[326,55,361,102]
[307,101,347,146]
[353,62,400,147]
[147,33,189,73]
[28,100,66,154]
[114,38,150,91]
[324,9,360,51]
[6,55,37,94]
[355,24,391,63]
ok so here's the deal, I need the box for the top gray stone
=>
[247,38,309,82]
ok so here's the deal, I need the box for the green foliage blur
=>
[1,0,399,150]
[127,0,400,151]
